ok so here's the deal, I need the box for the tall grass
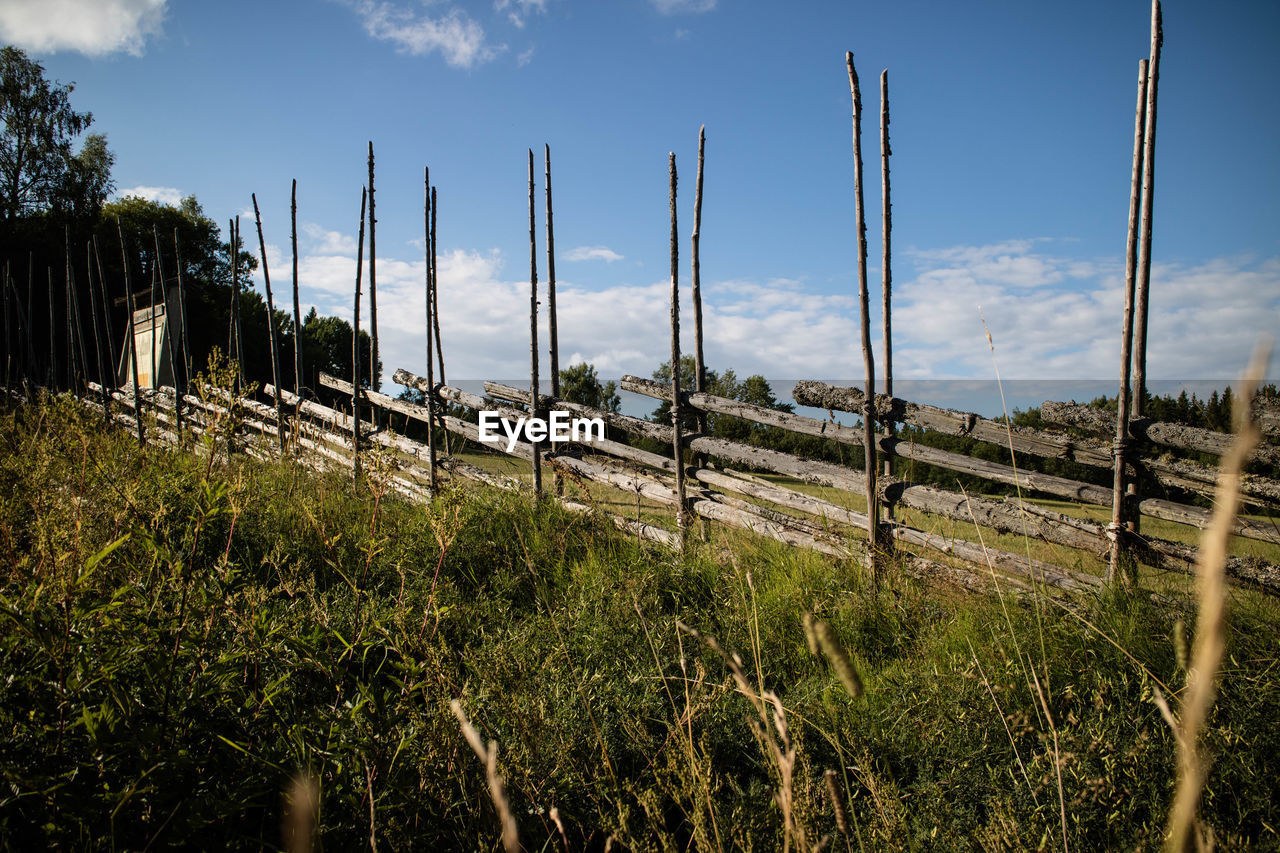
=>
[0,393,1278,849]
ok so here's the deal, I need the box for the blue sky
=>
[5,0,1278,390]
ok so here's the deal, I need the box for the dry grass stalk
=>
[1030,661,1069,852]
[1164,345,1269,852]
[813,619,863,699]
[449,699,519,853]
[824,769,849,835]
[678,621,806,852]
[281,771,319,853]
[802,611,818,657]
[549,806,569,853]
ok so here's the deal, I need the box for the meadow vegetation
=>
[1,394,1278,850]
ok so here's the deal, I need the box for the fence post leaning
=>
[2,261,10,397]
[153,226,183,437]
[431,185,451,457]
[116,219,145,444]
[252,194,287,451]
[173,229,192,399]
[66,229,82,392]
[291,180,303,398]
[148,254,159,396]
[690,126,708,479]
[423,168,437,494]
[545,144,561,495]
[1108,59,1150,586]
[880,70,895,492]
[92,236,116,406]
[1132,0,1162,422]
[367,142,379,409]
[229,217,246,391]
[847,51,880,581]
[85,244,108,417]
[528,149,543,496]
[669,152,688,545]
[46,267,57,390]
[352,187,367,486]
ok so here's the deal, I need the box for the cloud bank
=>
[0,0,166,57]
[240,232,1278,386]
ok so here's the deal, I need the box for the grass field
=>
[3,394,1277,849]
[449,436,1280,603]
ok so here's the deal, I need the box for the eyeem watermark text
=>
[477,411,605,452]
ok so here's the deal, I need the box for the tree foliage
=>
[0,45,110,222]
[559,362,620,413]
[650,354,792,438]
[302,307,379,402]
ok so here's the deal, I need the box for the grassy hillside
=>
[1,395,1278,850]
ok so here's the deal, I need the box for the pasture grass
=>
[1,393,1278,849]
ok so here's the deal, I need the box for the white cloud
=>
[909,239,1085,289]
[350,0,502,68]
[516,45,535,67]
[301,223,358,256]
[0,0,166,57]
[268,225,1277,390]
[115,185,183,205]
[892,243,1278,381]
[564,245,623,263]
[651,0,716,14]
[495,0,547,29]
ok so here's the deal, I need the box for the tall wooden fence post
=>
[46,267,57,389]
[92,236,115,397]
[5,265,18,390]
[424,168,437,494]
[3,261,10,396]
[15,266,37,389]
[71,274,89,397]
[1108,59,1150,586]
[431,185,450,457]
[229,217,246,390]
[148,255,159,394]
[1132,0,1162,420]
[528,149,543,496]
[880,70,894,490]
[85,245,107,414]
[545,144,563,494]
[352,187,368,486]
[291,180,303,396]
[172,229,191,396]
[430,187,445,387]
[691,126,708,460]
[66,229,81,392]
[669,152,687,545]
[847,51,880,580]
[116,218,145,444]
[252,194,287,451]
[544,144,559,400]
[24,259,33,385]
[367,142,379,402]
[152,226,183,436]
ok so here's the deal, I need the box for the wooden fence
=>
[64,353,1279,602]
[6,6,1277,601]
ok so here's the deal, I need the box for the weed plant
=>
[0,394,1277,849]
